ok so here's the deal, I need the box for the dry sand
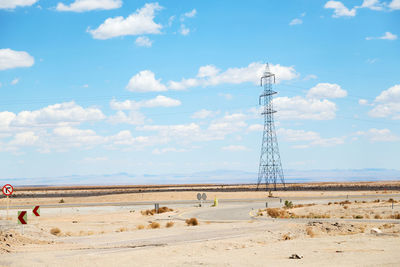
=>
[0,187,399,266]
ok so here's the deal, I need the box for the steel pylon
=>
[257,63,285,190]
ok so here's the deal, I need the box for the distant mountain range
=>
[2,168,400,186]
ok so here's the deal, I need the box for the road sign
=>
[197,193,201,200]
[33,206,40,216]
[202,193,207,201]
[2,184,13,196]
[18,211,27,224]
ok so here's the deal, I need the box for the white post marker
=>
[2,184,14,219]
[197,193,202,207]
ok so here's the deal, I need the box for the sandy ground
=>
[0,190,400,266]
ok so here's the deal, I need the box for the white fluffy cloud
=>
[356,128,399,142]
[130,62,298,92]
[274,96,337,120]
[307,83,347,99]
[9,131,38,146]
[56,0,122,12]
[110,95,181,110]
[191,109,219,119]
[289,18,303,26]
[359,0,383,10]
[278,128,345,148]
[0,102,105,131]
[108,110,146,125]
[135,36,153,47]
[368,84,400,119]
[0,49,34,71]
[366,32,398,41]
[126,70,167,92]
[183,9,196,18]
[0,0,37,9]
[88,3,163,39]
[324,1,356,17]
[390,0,400,9]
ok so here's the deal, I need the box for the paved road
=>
[177,194,400,223]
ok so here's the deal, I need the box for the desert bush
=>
[374,214,382,219]
[389,213,400,219]
[166,221,174,228]
[328,202,332,205]
[59,199,65,203]
[306,227,315,237]
[284,200,293,209]
[343,205,348,209]
[353,215,363,219]
[373,199,380,203]
[266,208,280,218]
[137,225,145,230]
[148,222,160,229]
[50,228,61,236]
[339,200,351,205]
[185,218,199,226]
[141,207,174,216]
[116,227,128,232]
[282,233,291,240]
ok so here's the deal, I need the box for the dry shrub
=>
[137,225,145,230]
[334,202,338,204]
[362,201,367,203]
[141,207,174,216]
[374,214,382,219]
[166,221,174,228]
[50,228,61,236]
[328,202,332,205]
[389,213,400,219]
[382,223,394,229]
[343,205,348,209]
[117,227,128,232]
[306,227,315,237]
[185,218,199,226]
[148,222,160,229]
[353,215,363,219]
[282,233,291,240]
[340,200,351,205]
[59,199,65,203]
[293,203,315,208]
[373,199,380,203]
[266,208,280,218]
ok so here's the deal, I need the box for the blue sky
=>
[0,0,399,181]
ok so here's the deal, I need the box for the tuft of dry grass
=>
[282,233,291,240]
[148,222,160,229]
[137,225,145,230]
[388,213,400,219]
[185,218,199,226]
[116,227,128,232]
[166,221,174,228]
[141,207,174,216]
[306,227,315,237]
[50,228,61,236]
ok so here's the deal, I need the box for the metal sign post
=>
[197,193,202,207]
[2,184,14,220]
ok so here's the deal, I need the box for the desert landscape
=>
[1,182,399,266]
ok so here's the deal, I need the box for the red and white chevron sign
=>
[33,206,40,217]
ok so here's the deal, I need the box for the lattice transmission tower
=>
[257,63,285,190]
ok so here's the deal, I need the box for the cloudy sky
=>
[0,0,399,180]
